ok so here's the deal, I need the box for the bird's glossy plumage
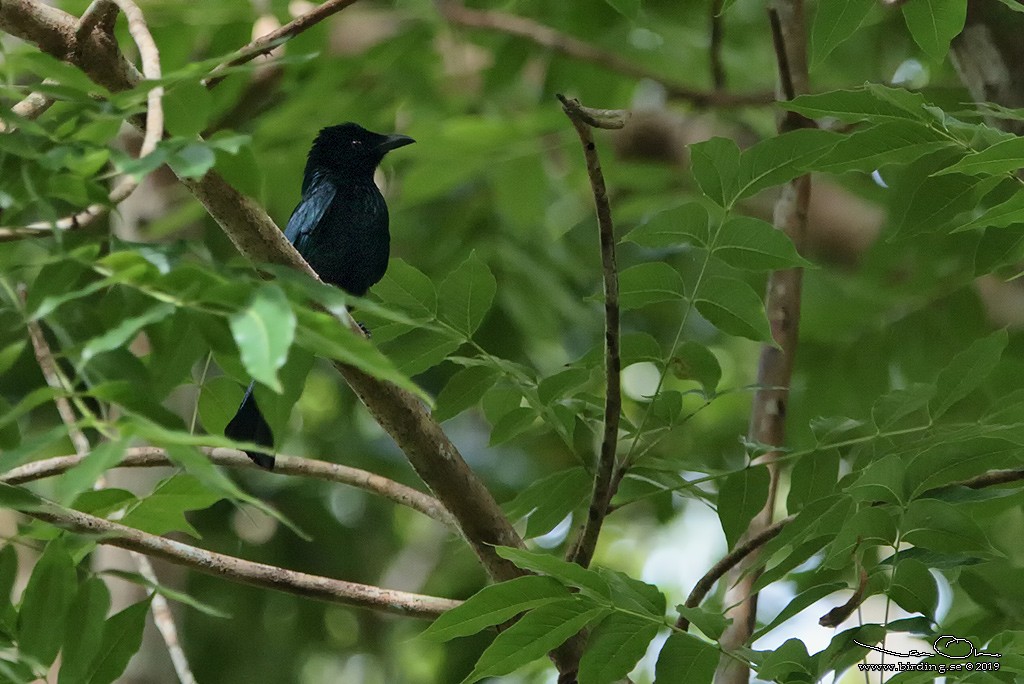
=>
[225,123,414,469]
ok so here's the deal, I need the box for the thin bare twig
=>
[0,86,55,133]
[20,289,92,456]
[710,0,726,90]
[22,500,459,619]
[715,4,812,682]
[130,552,196,684]
[204,0,363,88]
[439,2,773,108]
[1,447,456,529]
[557,95,626,570]
[675,515,793,631]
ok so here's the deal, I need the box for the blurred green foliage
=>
[2,0,1024,682]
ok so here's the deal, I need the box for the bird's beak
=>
[378,134,415,153]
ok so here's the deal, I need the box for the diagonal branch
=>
[557,95,626,570]
[438,2,773,108]
[2,447,456,529]
[20,497,459,619]
[0,0,526,585]
[203,0,363,88]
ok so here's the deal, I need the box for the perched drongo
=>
[225,123,414,469]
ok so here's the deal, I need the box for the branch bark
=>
[715,5,811,683]
[438,2,772,108]
[1,0,529,583]
[557,95,626,571]
[1,447,456,528]
[20,498,459,618]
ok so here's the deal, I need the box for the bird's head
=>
[306,122,415,179]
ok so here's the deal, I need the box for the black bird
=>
[225,123,414,469]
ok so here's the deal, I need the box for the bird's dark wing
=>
[284,176,337,255]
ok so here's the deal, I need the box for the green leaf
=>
[98,570,230,618]
[374,258,437,319]
[618,262,687,309]
[783,85,928,123]
[420,575,570,642]
[902,0,967,62]
[55,439,128,503]
[823,507,897,568]
[733,128,839,202]
[712,216,812,271]
[167,143,217,179]
[934,136,1024,176]
[757,638,812,681]
[669,341,721,396]
[689,137,740,207]
[163,81,212,138]
[930,329,1008,419]
[675,604,730,640]
[902,499,992,554]
[600,569,666,617]
[494,546,610,598]
[120,474,224,538]
[849,454,906,504]
[871,383,935,429]
[816,121,953,172]
[229,284,295,393]
[489,406,537,445]
[787,450,839,512]
[383,328,462,377]
[752,582,847,641]
[460,598,606,684]
[889,173,982,238]
[811,0,875,65]
[623,204,709,248]
[954,189,1024,232]
[992,0,1024,11]
[602,0,640,20]
[198,375,244,435]
[80,303,175,365]
[83,598,152,684]
[654,632,719,684]
[0,397,20,450]
[17,539,77,667]
[435,365,501,421]
[538,367,592,404]
[503,467,591,539]
[718,465,770,550]
[694,277,773,343]
[578,612,659,684]
[295,309,428,400]
[890,559,939,619]
[59,579,110,684]
[438,251,496,337]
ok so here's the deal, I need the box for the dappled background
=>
[4,0,1024,682]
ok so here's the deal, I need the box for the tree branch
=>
[1,447,456,529]
[675,516,793,631]
[438,2,773,108]
[21,498,459,619]
[203,0,363,88]
[716,5,811,683]
[677,465,1024,634]
[557,95,626,571]
[0,0,527,586]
